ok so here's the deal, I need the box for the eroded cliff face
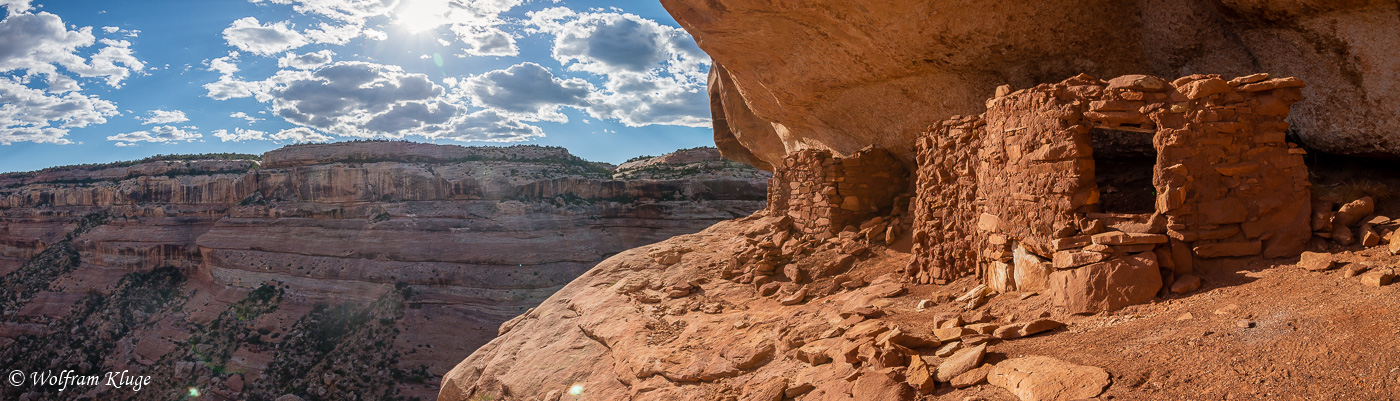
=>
[0,142,767,400]
[673,0,1400,167]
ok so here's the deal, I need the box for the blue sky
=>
[0,0,715,173]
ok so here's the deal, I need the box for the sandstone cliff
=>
[435,1,1400,398]
[672,0,1400,168]
[0,142,767,400]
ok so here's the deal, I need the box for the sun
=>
[394,0,449,34]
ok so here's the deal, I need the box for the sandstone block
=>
[1343,264,1369,278]
[988,260,1015,293]
[842,306,885,319]
[783,263,805,283]
[1299,252,1335,271]
[1360,270,1395,287]
[784,383,815,398]
[1107,75,1169,92]
[1391,230,1400,255]
[1171,274,1202,294]
[1360,225,1381,247]
[1018,319,1064,337]
[934,327,974,342]
[1050,252,1162,314]
[759,282,781,296]
[936,343,987,382]
[1013,246,1051,291]
[935,341,962,357]
[988,356,1110,401]
[795,344,833,366]
[960,334,993,346]
[950,365,993,389]
[852,371,914,400]
[1333,197,1375,227]
[1090,231,1167,246]
[1229,73,1269,86]
[1180,77,1232,99]
[1051,235,1093,251]
[967,323,999,335]
[1236,77,1306,92]
[1052,250,1111,269]
[993,323,1026,340]
[906,353,937,394]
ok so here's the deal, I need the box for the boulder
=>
[936,343,987,382]
[1018,319,1065,337]
[851,371,915,401]
[987,356,1110,401]
[1333,197,1374,227]
[1050,252,1163,314]
[906,353,937,394]
[950,365,993,389]
[1360,270,1395,287]
[1299,252,1335,271]
[1170,274,1203,294]
[1013,245,1052,291]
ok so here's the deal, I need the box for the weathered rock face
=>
[0,143,767,400]
[667,0,1400,166]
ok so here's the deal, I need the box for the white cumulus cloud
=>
[222,17,309,55]
[526,8,710,128]
[106,125,202,143]
[271,126,333,142]
[139,109,189,125]
[212,127,267,142]
[230,111,262,123]
[456,62,590,123]
[0,4,144,145]
[277,49,334,69]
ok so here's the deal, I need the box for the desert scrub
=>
[244,288,416,401]
[0,266,187,400]
[0,212,106,316]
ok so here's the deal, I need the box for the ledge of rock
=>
[666,0,1400,167]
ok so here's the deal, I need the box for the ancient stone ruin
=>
[753,72,1312,315]
[766,147,909,239]
[908,73,1311,313]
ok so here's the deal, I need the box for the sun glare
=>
[394,0,448,33]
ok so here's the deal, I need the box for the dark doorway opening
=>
[1091,128,1157,214]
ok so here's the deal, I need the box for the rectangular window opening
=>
[1091,127,1157,214]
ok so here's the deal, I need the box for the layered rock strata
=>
[0,143,767,400]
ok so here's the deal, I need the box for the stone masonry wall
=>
[910,116,985,284]
[909,73,1310,314]
[1152,74,1311,261]
[768,147,908,239]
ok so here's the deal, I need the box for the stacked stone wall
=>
[909,72,1311,314]
[767,147,908,239]
[910,116,985,284]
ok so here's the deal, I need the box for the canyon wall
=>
[0,143,767,400]
[672,0,1400,169]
